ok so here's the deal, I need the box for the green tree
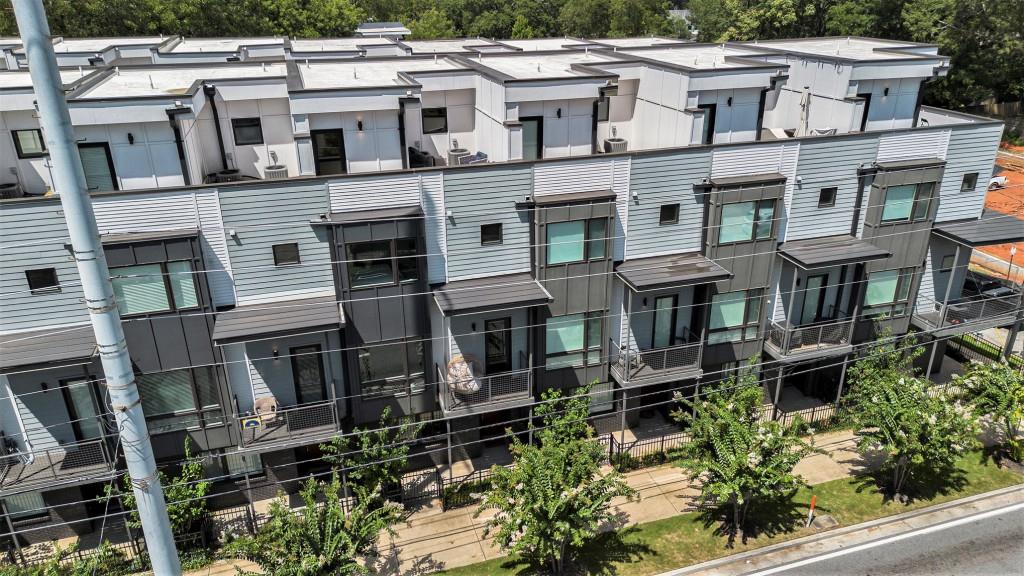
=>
[956,360,1024,461]
[608,0,672,38]
[106,439,210,538]
[688,0,800,41]
[477,384,637,575]
[558,0,611,38]
[408,7,458,39]
[510,14,537,39]
[226,475,401,576]
[673,366,816,547]
[320,406,421,505]
[466,9,514,38]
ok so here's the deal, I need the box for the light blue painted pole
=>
[11,2,181,574]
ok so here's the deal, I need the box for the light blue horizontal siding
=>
[786,135,878,241]
[935,123,1002,222]
[444,165,533,281]
[218,182,335,304]
[626,149,711,258]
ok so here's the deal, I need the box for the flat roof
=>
[212,296,344,344]
[52,36,165,53]
[170,37,284,53]
[779,234,890,268]
[434,272,552,315]
[75,63,288,99]
[290,37,395,52]
[474,51,616,80]
[616,252,731,291]
[618,44,771,70]
[296,57,462,90]
[594,37,687,48]
[402,38,498,53]
[0,325,96,372]
[740,37,941,61]
[0,69,89,89]
[499,37,589,51]
[932,210,1024,247]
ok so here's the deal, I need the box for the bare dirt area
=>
[972,151,1024,282]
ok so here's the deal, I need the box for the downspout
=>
[202,83,228,171]
[166,106,191,186]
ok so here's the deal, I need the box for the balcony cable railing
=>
[610,331,703,383]
[438,351,532,412]
[0,437,113,492]
[234,395,338,447]
[766,317,854,356]
[914,292,1021,330]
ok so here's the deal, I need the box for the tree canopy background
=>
[1,0,1020,110]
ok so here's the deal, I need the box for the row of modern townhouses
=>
[1,35,1021,547]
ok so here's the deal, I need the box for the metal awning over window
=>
[212,296,344,344]
[433,272,552,316]
[531,190,616,205]
[932,210,1024,247]
[615,252,731,292]
[779,235,890,269]
[0,325,97,373]
[311,205,422,225]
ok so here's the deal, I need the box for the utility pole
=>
[12,2,181,574]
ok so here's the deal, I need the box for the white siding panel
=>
[777,143,800,242]
[612,157,630,261]
[195,190,236,306]
[421,172,448,284]
[876,129,950,162]
[710,144,784,178]
[533,158,614,196]
[328,173,421,212]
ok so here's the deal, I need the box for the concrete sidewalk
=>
[375,429,875,574]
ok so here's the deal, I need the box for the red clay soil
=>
[973,154,1024,282]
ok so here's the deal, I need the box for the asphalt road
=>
[762,506,1024,576]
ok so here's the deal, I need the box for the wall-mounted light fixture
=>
[357,120,364,132]
[272,346,279,358]
[642,297,648,308]
[883,87,890,96]
[727,96,733,107]
[41,382,48,393]
[471,322,477,332]
[556,108,562,119]
[127,132,135,145]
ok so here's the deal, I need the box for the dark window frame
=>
[697,103,717,145]
[231,117,264,145]
[311,129,346,175]
[717,199,776,245]
[357,339,426,398]
[960,172,978,193]
[272,243,301,267]
[544,311,603,370]
[346,238,420,289]
[880,182,935,223]
[290,344,327,404]
[545,217,610,266]
[484,317,513,374]
[939,254,955,271]
[77,142,118,191]
[862,267,915,318]
[109,259,201,317]
[818,186,838,208]
[707,288,763,345]
[659,203,680,225]
[421,107,448,134]
[480,223,503,246]
[136,366,223,434]
[25,268,60,295]
[12,128,47,159]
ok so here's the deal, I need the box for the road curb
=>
[656,482,1024,576]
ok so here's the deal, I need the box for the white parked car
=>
[989,175,1008,189]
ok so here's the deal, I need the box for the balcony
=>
[437,353,533,415]
[913,293,1021,335]
[610,338,703,387]
[0,438,115,497]
[765,318,854,360]
[234,398,340,448]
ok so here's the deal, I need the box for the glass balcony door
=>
[800,274,828,325]
[62,379,104,441]
[652,295,677,349]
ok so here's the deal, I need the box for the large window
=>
[863,268,914,318]
[137,367,222,434]
[110,261,198,316]
[546,218,608,265]
[231,117,264,145]
[357,340,425,397]
[718,200,775,244]
[880,183,934,223]
[25,268,59,294]
[421,107,448,134]
[545,313,602,369]
[346,238,419,289]
[2,492,46,520]
[12,129,46,158]
[708,289,762,344]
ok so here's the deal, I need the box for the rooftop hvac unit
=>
[0,182,22,199]
[604,138,628,153]
[264,165,288,179]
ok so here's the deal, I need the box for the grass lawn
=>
[440,452,1023,576]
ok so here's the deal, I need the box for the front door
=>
[62,378,104,441]
[521,117,543,161]
[291,345,327,404]
[484,318,512,374]
[311,130,346,175]
[652,295,677,349]
[77,143,117,191]
[800,275,828,325]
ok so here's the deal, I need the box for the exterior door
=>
[652,295,677,349]
[62,378,104,441]
[857,93,872,131]
[311,130,346,175]
[484,318,512,374]
[801,275,828,325]
[521,117,543,161]
[77,143,117,191]
[291,345,327,404]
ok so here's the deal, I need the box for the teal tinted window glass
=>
[865,270,899,305]
[167,261,198,309]
[881,185,916,222]
[546,314,585,354]
[719,202,755,243]
[547,221,585,264]
[710,291,747,329]
[111,264,169,315]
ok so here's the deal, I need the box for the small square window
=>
[272,243,300,266]
[940,254,955,271]
[481,223,503,245]
[422,108,448,134]
[25,268,59,294]
[231,117,264,145]
[818,187,837,208]
[960,173,978,193]
[659,204,680,225]
[12,129,47,159]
